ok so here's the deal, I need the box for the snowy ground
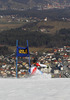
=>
[0,74,70,100]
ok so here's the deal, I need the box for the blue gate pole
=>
[27,40,31,67]
[16,40,18,78]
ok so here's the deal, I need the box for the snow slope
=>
[0,74,70,100]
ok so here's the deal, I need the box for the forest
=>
[0,27,70,48]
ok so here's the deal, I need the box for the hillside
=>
[0,0,70,10]
[0,24,70,47]
[0,8,69,48]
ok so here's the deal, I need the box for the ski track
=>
[0,74,70,100]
